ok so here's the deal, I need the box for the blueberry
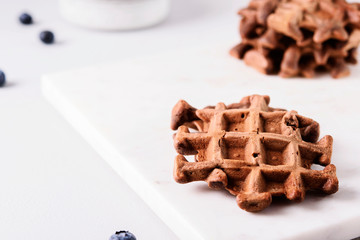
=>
[19,13,33,24]
[39,31,55,44]
[0,70,6,87]
[109,231,137,240]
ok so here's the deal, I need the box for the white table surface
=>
[0,0,243,239]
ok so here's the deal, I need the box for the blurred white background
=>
[0,0,243,239]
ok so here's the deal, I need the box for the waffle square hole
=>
[262,169,291,195]
[299,145,322,169]
[222,136,249,160]
[223,111,249,132]
[182,136,210,162]
[260,112,286,134]
[262,138,290,165]
[195,149,208,162]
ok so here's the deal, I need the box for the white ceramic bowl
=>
[59,0,170,30]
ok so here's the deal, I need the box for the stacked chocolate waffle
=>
[171,95,338,212]
[230,0,360,78]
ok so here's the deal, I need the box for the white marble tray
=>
[42,45,360,240]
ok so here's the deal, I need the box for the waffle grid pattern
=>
[230,0,360,78]
[172,95,338,212]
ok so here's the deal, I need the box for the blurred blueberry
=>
[109,231,137,240]
[0,70,6,87]
[19,13,33,24]
[40,31,55,44]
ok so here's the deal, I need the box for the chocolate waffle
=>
[230,0,360,78]
[171,95,338,212]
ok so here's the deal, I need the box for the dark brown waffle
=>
[171,95,338,212]
[230,0,360,78]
